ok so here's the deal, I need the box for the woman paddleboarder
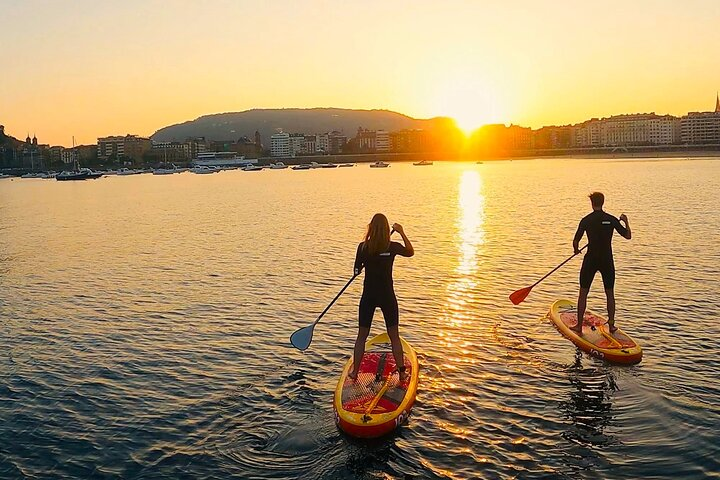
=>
[349,213,414,383]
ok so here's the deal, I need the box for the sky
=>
[2,0,720,146]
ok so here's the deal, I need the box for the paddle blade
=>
[509,286,533,305]
[290,324,315,351]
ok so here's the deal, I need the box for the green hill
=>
[151,108,457,145]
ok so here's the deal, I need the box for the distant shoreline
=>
[261,148,720,165]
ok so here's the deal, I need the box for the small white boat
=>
[370,161,390,168]
[310,162,323,169]
[321,163,338,168]
[242,165,263,171]
[413,160,433,166]
[270,162,288,170]
[292,164,311,170]
[38,172,57,179]
[190,165,219,174]
[338,163,354,168]
[153,165,183,175]
[0,173,12,179]
[21,172,42,178]
[117,168,141,176]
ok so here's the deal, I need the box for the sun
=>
[430,76,507,135]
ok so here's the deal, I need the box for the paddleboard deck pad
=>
[547,299,642,364]
[334,333,418,438]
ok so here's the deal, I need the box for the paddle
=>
[290,274,359,351]
[509,244,587,305]
[362,371,395,423]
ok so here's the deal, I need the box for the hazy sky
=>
[2,0,719,145]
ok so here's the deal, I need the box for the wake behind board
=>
[334,332,419,438]
[548,299,642,364]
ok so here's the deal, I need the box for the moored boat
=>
[56,168,103,181]
[413,160,433,166]
[153,164,183,175]
[190,165,219,174]
[117,168,142,176]
[369,161,390,168]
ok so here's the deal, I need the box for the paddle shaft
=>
[312,274,358,327]
[530,244,587,289]
[363,372,394,421]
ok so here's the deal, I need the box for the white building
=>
[574,113,679,147]
[680,97,720,144]
[603,114,677,146]
[376,130,390,152]
[316,133,329,153]
[680,112,720,144]
[270,132,290,157]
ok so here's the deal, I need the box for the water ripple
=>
[0,160,719,478]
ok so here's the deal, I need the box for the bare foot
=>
[570,325,583,335]
[399,370,408,384]
[348,370,358,382]
[609,324,618,334]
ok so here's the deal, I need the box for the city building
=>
[678,95,720,144]
[680,112,720,144]
[574,119,603,147]
[603,114,677,146]
[150,141,190,164]
[48,146,65,164]
[61,148,76,165]
[375,130,390,152]
[571,113,680,148]
[532,126,574,149]
[328,131,347,154]
[186,137,208,159]
[470,124,532,155]
[270,132,290,157]
[304,135,317,154]
[290,133,305,156]
[356,128,377,152]
[97,135,152,163]
[210,137,260,158]
[316,133,329,153]
[389,129,430,152]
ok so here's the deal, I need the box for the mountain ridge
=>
[151,108,457,145]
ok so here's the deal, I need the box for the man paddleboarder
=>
[571,192,631,334]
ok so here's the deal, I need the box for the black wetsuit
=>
[574,210,628,290]
[354,241,412,328]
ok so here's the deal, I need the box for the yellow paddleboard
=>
[333,333,419,438]
[547,299,642,364]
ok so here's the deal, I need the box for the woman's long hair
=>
[364,213,390,256]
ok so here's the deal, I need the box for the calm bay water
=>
[1,158,719,479]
